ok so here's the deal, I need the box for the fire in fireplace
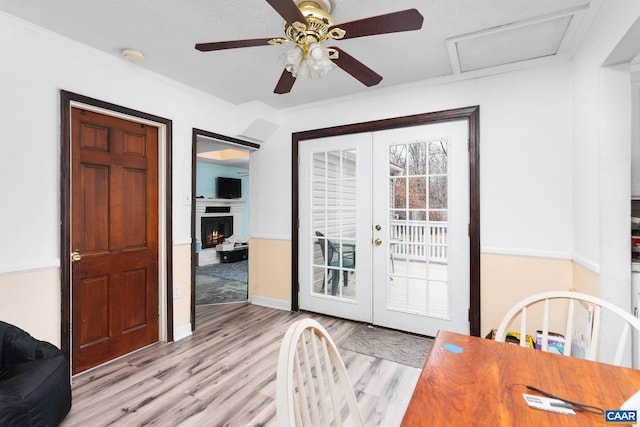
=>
[201,216,233,249]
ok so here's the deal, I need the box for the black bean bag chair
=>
[0,321,71,426]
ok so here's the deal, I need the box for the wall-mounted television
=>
[217,176,242,199]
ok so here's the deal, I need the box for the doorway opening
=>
[190,129,259,330]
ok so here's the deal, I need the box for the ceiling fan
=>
[195,0,424,94]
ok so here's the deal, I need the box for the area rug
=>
[339,324,433,369]
[197,260,248,283]
[195,275,247,305]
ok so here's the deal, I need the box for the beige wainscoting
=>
[248,237,291,308]
[481,253,580,337]
[245,245,601,336]
[0,268,61,345]
[0,244,194,349]
[572,261,600,295]
[172,243,192,337]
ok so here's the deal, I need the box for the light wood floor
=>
[61,303,421,427]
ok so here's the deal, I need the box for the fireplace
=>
[201,216,233,249]
[195,199,245,266]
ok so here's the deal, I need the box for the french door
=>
[298,120,470,336]
[299,133,373,322]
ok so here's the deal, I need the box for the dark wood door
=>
[71,108,159,374]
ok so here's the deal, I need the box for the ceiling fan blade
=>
[329,47,382,87]
[265,0,307,25]
[195,38,276,52]
[274,69,296,94]
[330,9,424,39]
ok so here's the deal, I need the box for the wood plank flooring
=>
[61,303,421,426]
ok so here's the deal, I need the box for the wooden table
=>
[401,330,640,426]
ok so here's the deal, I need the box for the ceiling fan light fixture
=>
[285,45,311,79]
[307,43,334,75]
[284,43,334,79]
[285,45,303,73]
[310,44,324,60]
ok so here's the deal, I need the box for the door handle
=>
[71,251,82,262]
[374,238,382,246]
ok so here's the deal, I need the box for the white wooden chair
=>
[276,318,364,427]
[495,291,640,366]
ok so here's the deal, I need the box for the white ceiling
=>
[196,135,252,169]
[0,0,595,110]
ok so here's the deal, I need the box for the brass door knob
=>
[375,224,382,231]
[71,252,82,262]
[374,238,382,246]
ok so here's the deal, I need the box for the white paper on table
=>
[522,393,576,416]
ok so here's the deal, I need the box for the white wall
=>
[250,4,640,352]
[3,1,640,360]
[0,11,238,340]
[571,0,640,362]
[254,63,576,259]
[249,61,580,336]
[0,12,238,260]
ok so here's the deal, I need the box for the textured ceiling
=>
[0,0,594,110]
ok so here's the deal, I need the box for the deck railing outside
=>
[389,220,448,263]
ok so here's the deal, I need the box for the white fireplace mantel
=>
[195,197,246,211]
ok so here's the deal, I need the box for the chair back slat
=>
[586,306,601,361]
[320,337,343,427]
[519,307,527,347]
[293,350,313,426]
[301,331,322,426]
[541,299,551,352]
[309,333,330,426]
[564,299,575,357]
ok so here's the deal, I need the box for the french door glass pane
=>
[429,140,448,174]
[310,149,357,300]
[387,139,450,318]
[408,143,427,175]
[408,177,427,209]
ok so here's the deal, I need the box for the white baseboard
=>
[173,322,192,341]
[251,295,291,311]
[250,233,291,241]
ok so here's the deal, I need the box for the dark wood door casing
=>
[291,106,481,336]
[60,91,174,372]
[189,129,260,332]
